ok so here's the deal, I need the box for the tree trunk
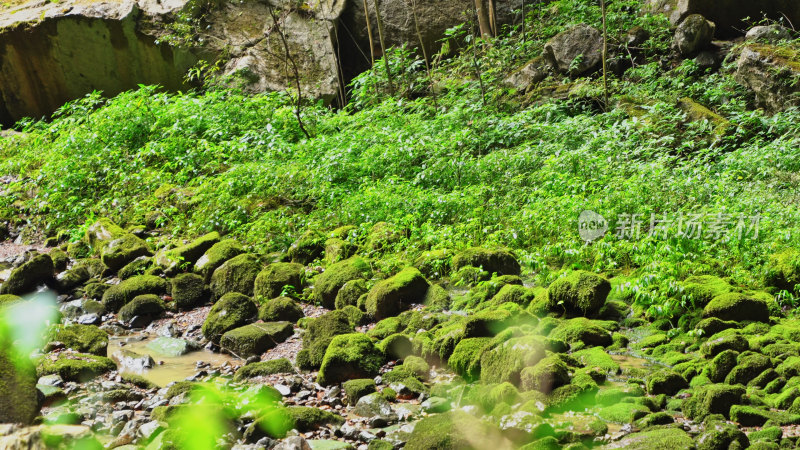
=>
[474,0,493,38]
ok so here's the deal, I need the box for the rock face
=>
[673,14,715,57]
[543,24,603,77]
[735,44,800,113]
[646,0,800,38]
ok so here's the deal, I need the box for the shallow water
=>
[107,335,239,387]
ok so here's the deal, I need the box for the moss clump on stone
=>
[209,253,262,299]
[403,355,430,380]
[37,352,116,382]
[234,358,295,380]
[47,324,108,356]
[604,427,694,449]
[423,284,451,311]
[730,405,800,427]
[682,383,746,420]
[377,333,413,360]
[0,346,39,424]
[708,349,739,382]
[324,238,356,264]
[463,308,515,338]
[201,292,258,343]
[317,333,385,385]
[597,402,650,423]
[0,294,22,308]
[166,381,198,399]
[49,248,69,272]
[701,332,749,357]
[254,262,305,300]
[682,275,734,306]
[726,352,772,385]
[367,317,403,340]
[545,270,610,317]
[0,253,54,295]
[314,257,372,309]
[120,372,159,390]
[117,257,152,280]
[365,222,405,252]
[118,294,165,323]
[413,249,452,279]
[340,305,365,327]
[343,379,377,406]
[156,231,220,273]
[286,406,344,431]
[548,318,613,349]
[765,249,800,292]
[572,346,620,374]
[220,321,293,357]
[449,337,492,381]
[73,259,106,279]
[451,247,521,276]
[480,335,546,385]
[258,296,304,322]
[334,278,368,310]
[366,267,429,320]
[288,230,326,264]
[194,239,245,282]
[703,292,770,323]
[102,275,168,312]
[646,371,688,395]
[100,233,152,272]
[171,272,208,310]
[83,282,109,301]
[300,309,355,368]
[404,410,510,450]
[520,355,570,393]
[489,284,536,308]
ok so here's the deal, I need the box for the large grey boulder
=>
[673,14,714,57]
[735,44,800,113]
[745,25,793,43]
[543,24,603,76]
[646,0,800,38]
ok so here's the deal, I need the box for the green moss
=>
[602,427,694,449]
[47,324,108,356]
[725,353,771,385]
[545,270,610,316]
[118,294,165,323]
[37,352,116,382]
[156,231,220,272]
[317,333,385,385]
[285,406,344,431]
[572,347,620,374]
[449,337,492,381]
[301,309,355,368]
[368,317,403,339]
[422,284,451,311]
[49,248,68,272]
[636,333,669,349]
[117,256,151,280]
[548,318,613,348]
[451,247,521,276]
[749,426,783,442]
[343,379,377,406]
[377,333,413,360]
[340,305,364,327]
[708,349,739,382]
[254,262,305,300]
[700,332,749,357]
[682,383,745,420]
[171,272,207,310]
[100,233,151,272]
[413,249,452,279]
[194,239,244,282]
[234,358,295,380]
[0,294,22,308]
[405,410,509,450]
[403,355,430,380]
[730,405,800,426]
[209,253,262,299]
[682,275,734,306]
[703,292,770,323]
[463,308,515,337]
[314,257,372,309]
[646,371,688,395]
[288,230,326,264]
[765,249,800,292]
[324,237,356,264]
[259,296,304,322]
[120,372,159,389]
[366,267,429,320]
[335,278,368,310]
[0,346,38,424]
[365,221,405,252]
[597,402,650,423]
[0,253,54,295]
[101,275,168,312]
[520,355,570,393]
[201,292,258,343]
[220,321,293,357]
[165,381,197,399]
[480,335,546,385]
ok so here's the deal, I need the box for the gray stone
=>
[673,14,715,57]
[543,24,603,76]
[112,349,155,372]
[746,25,793,43]
[354,392,398,426]
[146,336,196,357]
[735,44,800,113]
[646,0,800,38]
[274,436,312,450]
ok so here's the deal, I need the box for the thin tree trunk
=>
[372,0,395,95]
[521,0,525,43]
[362,0,375,66]
[601,0,609,108]
[411,0,437,109]
[487,0,498,36]
[474,0,493,38]
[471,3,487,106]
[267,7,311,139]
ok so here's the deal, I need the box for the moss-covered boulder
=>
[0,294,22,308]
[423,284,451,311]
[366,267,429,320]
[404,410,511,450]
[451,247,520,276]
[545,270,610,317]
[334,279,368,310]
[489,284,536,308]
[0,253,54,295]
[49,248,68,272]
[56,266,90,292]
[683,383,746,420]
[520,355,570,393]
[155,232,220,273]
[258,296,304,322]
[286,406,344,431]
[449,337,492,381]
[100,233,152,272]
[234,358,295,380]
[0,347,39,424]
[343,378,377,406]
[598,427,694,449]
[317,333,384,385]
[725,353,772,385]
[480,335,546,385]
[365,222,405,252]
[299,309,355,369]
[102,275,168,312]
[73,259,107,279]
[377,333,413,360]
[313,257,371,309]
[765,249,800,292]
[171,272,207,310]
[118,294,165,323]
[37,352,116,382]
[209,253,261,299]
[254,263,305,300]
[696,417,749,450]
[549,318,613,348]
[682,275,734,306]
[194,239,244,282]
[288,230,326,264]
[708,349,739,382]
[413,249,452,279]
[703,292,770,323]
[700,332,749,357]
[47,324,108,356]
[220,321,293,358]
[646,371,688,395]
[201,292,258,343]
[324,237,356,264]
[117,256,151,279]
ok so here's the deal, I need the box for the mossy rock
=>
[365,221,405,252]
[37,352,116,382]
[520,355,570,393]
[102,275,168,312]
[0,347,39,424]
[480,335,546,385]
[0,253,54,295]
[47,324,108,356]
[695,317,739,337]
[48,248,69,272]
[730,405,800,427]
[377,333,413,360]
[601,427,694,449]
[366,267,429,320]
[682,275,734,306]
[201,292,258,343]
[100,233,152,272]
[254,262,305,300]
[548,317,613,348]
[423,284,451,311]
[314,256,372,309]
[597,402,650,423]
[682,383,745,420]
[234,358,295,380]
[334,279,368,310]
[368,317,403,340]
[725,352,772,385]
[194,239,244,282]
[765,249,800,292]
[708,349,739,382]
[343,378,377,406]
[749,426,783,443]
[0,294,22,308]
[155,232,220,273]
[285,406,344,431]
[83,282,109,301]
[700,332,749,357]
[118,294,165,323]
[451,247,521,276]
[703,292,770,323]
[317,333,385,385]
[300,309,355,369]
[545,270,610,317]
[449,337,492,381]
[117,256,152,280]
[403,355,430,380]
[220,321,293,358]
[258,296,304,322]
[463,308,516,338]
[490,284,536,308]
[572,346,620,374]
[288,230,326,264]
[324,238,356,264]
[646,371,688,395]
[171,272,208,310]
[413,249,452,279]
[404,410,511,450]
[209,253,262,299]
[73,259,107,279]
